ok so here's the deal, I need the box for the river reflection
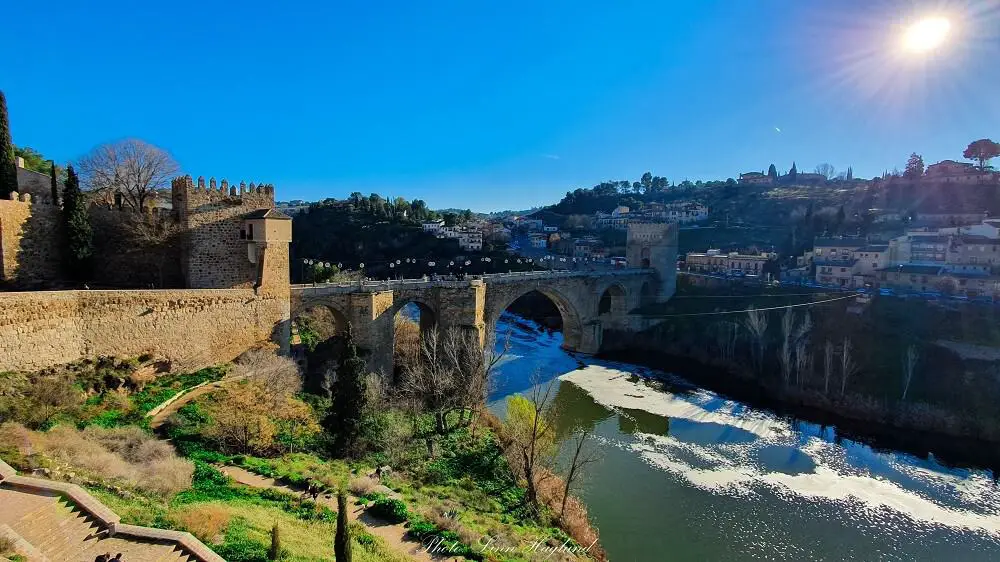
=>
[489,313,1000,561]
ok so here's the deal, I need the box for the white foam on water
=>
[560,365,789,440]
[562,364,1000,539]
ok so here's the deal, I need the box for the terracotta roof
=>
[244,208,291,220]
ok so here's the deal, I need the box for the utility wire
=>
[641,293,858,318]
[671,292,841,299]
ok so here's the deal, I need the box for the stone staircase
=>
[0,461,222,562]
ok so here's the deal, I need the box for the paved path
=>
[219,465,452,562]
[148,380,230,429]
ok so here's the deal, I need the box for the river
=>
[488,313,1000,561]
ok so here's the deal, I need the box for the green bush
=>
[213,518,270,562]
[368,496,408,523]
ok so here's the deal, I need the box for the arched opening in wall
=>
[504,290,564,335]
[392,301,437,376]
[292,304,349,395]
[640,281,656,308]
[598,284,628,317]
[641,247,651,269]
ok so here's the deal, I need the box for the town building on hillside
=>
[924,160,998,184]
[738,172,773,186]
[645,201,709,223]
[422,219,445,233]
[595,206,631,229]
[686,249,774,276]
[852,245,890,276]
[811,237,867,262]
[529,233,548,249]
[815,258,858,287]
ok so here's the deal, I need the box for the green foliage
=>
[173,462,336,523]
[367,495,408,523]
[405,514,484,561]
[213,517,271,562]
[336,489,352,562]
[0,91,16,200]
[268,523,280,560]
[325,333,369,456]
[61,165,93,278]
[12,145,49,174]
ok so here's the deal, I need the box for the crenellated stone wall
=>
[172,176,276,289]
[0,289,288,372]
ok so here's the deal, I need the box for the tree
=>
[0,91,17,200]
[118,212,183,287]
[61,165,93,278]
[640,172,653,194]
[335,488,352,562]
[904,153,925,179]
[268,524,281,561]
[13,146,49,174]
[814,163,836,180]
[325,328,369,456]
[787,162,798,183]
[744,306,769,374]
[823,340,834,395]
[901,345,919,401]
[963,139,1000,171]
[846,166,854,181]
[204,381,278,454]
[840,337,857,396]
[504,379,557,511]
[767,164,778,181]
[559,428,601,518]
[77,139,179,211]
[49,162,59,205]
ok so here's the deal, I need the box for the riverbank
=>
[598,347,1000,473]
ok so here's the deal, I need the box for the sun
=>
[902,17,951,53]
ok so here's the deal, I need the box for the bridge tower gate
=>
[625,222,678,301]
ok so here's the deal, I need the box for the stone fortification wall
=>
[0,288,288,372]
[0,195,61,286]
[172,176,275,289]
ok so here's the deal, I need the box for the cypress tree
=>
[0,91,17,200]
[324,326,369,456]
[49,161,59,204]
[335,489,352,562]
[62,165,93,280]
[268,524,281,560]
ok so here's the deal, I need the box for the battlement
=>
[3,191,58,206]
[171,175,276,210]
[627,221,678,243]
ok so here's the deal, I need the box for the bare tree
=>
[901,345,919,401]
[399,324,508,437]
[814,163,836,180]
[744,306,769,374]
[779,309,811,388]
[559,427,601,519]
[120,211,183,287]
[716,321,739,363]
[840,337,858,397]
[77,139,180,210]
[823,340,834,396]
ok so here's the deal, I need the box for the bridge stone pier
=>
[290,222,677,375]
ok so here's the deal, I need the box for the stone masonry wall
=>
[0,289,288,372]
[0,196,61,286]
[173,176,275,289]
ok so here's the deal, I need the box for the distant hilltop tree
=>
[0,90,17,200]
[904,153,925,179]
[963,139,1000,171]
[814,163,835,180]
[77,139,180,211]
[767,164,778,180]
[786,162,798,183]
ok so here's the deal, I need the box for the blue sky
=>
[6,0,999,211]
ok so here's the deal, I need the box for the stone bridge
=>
[291,268,665,375]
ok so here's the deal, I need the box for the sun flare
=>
[902,17,951,53]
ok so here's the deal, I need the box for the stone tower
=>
[626,221,678,300]
[170,175,289,294]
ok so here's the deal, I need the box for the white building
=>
[422,219,445,233]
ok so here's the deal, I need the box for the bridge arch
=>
[486,286,584,352]
[292,300,351,344]
[598,282,628,317]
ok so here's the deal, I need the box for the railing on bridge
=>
[290,268,653,292]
